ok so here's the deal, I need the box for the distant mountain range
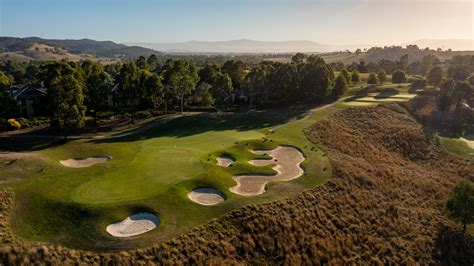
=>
[0,37,472,63]
[127,39,364,54]
[128,39,473,54]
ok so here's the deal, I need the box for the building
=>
[9,83,48,118]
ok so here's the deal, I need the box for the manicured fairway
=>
[439,136,474,160]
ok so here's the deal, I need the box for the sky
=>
[0,0,472,45]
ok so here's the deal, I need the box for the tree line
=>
[0,54,350,138]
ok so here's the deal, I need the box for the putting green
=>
[72,130,263,204]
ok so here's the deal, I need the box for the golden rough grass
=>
[0,103,473,264]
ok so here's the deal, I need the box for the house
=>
[9,83,48,117]
[107,83,129,109]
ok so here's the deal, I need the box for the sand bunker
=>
[216,156,234,167]
[59,156,111,168]
[106,212,160,237]
[230,146,305,196]
[188,188,226,205]
[344,93,416,106]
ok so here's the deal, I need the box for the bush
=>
[7,118,21,130]
[84,116,95,126]
[409,79,426,93]
[135,111,153,119]
[97,111,115,120]
[16,118,31,128]
[30,117,49,126]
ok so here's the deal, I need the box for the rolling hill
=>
[0,37,161,60]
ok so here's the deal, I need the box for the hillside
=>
[0,103,472,264]
[0,37,161,60]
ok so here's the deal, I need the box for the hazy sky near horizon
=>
[0,0,472,45]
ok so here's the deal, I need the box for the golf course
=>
[0,84,421,250]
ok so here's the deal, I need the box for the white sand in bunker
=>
[106,212,160,237]
[59,156,111,168]
[216,156,234,167]
[188,188,226,205]
[230,146,305,196]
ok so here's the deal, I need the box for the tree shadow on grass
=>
[433,225,474,265]
[91,108,309,144]
[0,134,69,152]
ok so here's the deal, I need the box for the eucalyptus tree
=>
[298,55,335,102]
[42,62,86,139]
[167,59,199,113]
[81,60,111,124]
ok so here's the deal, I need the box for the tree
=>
[367,73,378,84]
[267,63,299,102]
[421,54,440,76]
[117,62,141,122]
[197,82,214,107]
[291,53,307,64]
[377,69,387,84]
[243,65,267,108]
[147,54,160,72]
[447,65,470,81]
[42,62,86,139]
[332,74,348,98]
[298,55,335,102]
[135,56,148,69]
[198,64,220,86]
[392,70,406,86]
[398,54,409,70]
[445,180,474,237]
[0,71,16,118]
[143,72,164,109]
[340,68,351,85]
[427,66,443,88]
[211,72,233,104]
[168,59,199,113]
[222,60,247,92]
[351,70,360,83]
[437,78,456,110]
[81,60,110,124]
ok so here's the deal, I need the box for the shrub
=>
[0,118,7,131]
[135,111,153,119]
[97,111,115,120]
[367,73,379,84]
[16,118,31,128]
[409,79,426,93]
[7,119,21,130]
[84,116,95,126]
